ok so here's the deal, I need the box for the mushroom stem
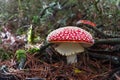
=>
[67,54,77,64]
[55,43,84,64]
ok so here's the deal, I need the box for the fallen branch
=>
[87,52,120,65]
[95,38,120,45]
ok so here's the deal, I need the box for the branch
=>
[76,21,120,38]
[87,52,120,65]
[95,38,120,45]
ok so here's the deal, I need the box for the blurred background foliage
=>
[0,0,120,59]
[0,0,119,34]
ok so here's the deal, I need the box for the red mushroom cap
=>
[76,20,96,27]
[47,26,94,47]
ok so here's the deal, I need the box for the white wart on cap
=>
[46,26,94,64]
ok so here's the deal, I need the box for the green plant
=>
[27,25,34,44]
[16,49,26,62]
[28,47,40,54]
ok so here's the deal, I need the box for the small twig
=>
[115,73,120,80]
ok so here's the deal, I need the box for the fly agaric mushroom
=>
[46,26,94,64]
[76,20,96,27]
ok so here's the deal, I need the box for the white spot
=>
[66,35,69,39]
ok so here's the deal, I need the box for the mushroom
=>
[46,26,94,64]
[76,20,96,27]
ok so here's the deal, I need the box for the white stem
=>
[66,54,77,64]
